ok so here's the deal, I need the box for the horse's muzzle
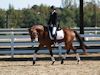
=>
[34,38,38,42]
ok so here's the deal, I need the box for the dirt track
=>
[0,53,100,75]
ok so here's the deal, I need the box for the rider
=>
[48,5,58,40]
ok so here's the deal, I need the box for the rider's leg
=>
[52,26,57,41]
[48,26,53,38]
[52,26,57,36]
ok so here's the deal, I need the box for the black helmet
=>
[50,6,55,10]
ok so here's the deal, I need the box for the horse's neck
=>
[40,26,49,40]
[32,25,44,31]
[43,26,48,31]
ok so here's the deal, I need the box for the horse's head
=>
[31,28,39,42]
[28,25,44,42]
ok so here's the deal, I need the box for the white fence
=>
[0,27,100,58]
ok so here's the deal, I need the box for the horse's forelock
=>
[28,28,32,34]
[31,25,44,31]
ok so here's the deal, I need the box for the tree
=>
[62,0,72,8]
[0,1,100,28]
[0,9,5,28]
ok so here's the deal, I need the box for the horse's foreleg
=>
[48,45,55,65]
[58,43,66,64]
[49,50,55,65]
[33,44,43,65]
[33,47,39,65]
[75,53,81,64]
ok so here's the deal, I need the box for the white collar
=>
[52,10,56,14]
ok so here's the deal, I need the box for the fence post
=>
[11,28,14,58]
[95,27,97,34]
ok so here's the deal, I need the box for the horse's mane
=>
[29,25,48,33]
[43,25,48,31]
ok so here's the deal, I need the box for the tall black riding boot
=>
[53,34,57,44]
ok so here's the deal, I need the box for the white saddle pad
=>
[49,29,64,40]
[56,29,64,40]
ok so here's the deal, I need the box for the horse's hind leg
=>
[70,43,77,54]
[61,43,75,64]
[67,49,70,54]
[33,44,43,65]
[81,44,87,55]
[61,43,71,64]
[70,43,81,64]
[61,51,68,64]
[64,42,73,54]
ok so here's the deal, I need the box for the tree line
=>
[0,3,100,28]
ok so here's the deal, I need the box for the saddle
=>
[48,26,64,40]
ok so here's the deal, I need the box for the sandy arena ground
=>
[0,53,100,75]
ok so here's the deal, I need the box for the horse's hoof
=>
[77,60,80,64]
[51,61,55,65]
[33,61,35,65]
[67,50,70,54]
[74,50,77,54]
[61,59,64,64]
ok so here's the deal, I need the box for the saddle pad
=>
[56,29,64,40]
[48,29,64,40]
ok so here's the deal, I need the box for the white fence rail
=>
[0,27,100,58]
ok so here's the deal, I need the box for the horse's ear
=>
[28,28,31,32]
[28,28,33,42]
[28,28,32,34]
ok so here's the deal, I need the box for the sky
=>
[0,0,98,10]
[0,0,62,10]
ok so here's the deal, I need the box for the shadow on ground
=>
[0,55,100,61]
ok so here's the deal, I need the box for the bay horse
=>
[28,25,87,65]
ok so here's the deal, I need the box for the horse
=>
[28,25,87,65]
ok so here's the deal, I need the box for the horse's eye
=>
[33,32,37,35]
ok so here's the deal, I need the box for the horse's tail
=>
[74,31,87,53]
